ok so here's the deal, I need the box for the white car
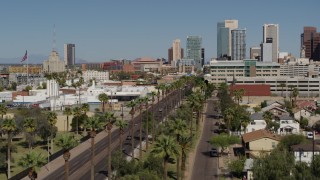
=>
[307,132,314,139]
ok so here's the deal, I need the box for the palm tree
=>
[150,91,157,142]
[2,118,17,178]
[23,117,36,149]
[223,107,234,135]
[104,112,115,180]
[56,133,79,180]
[84,116,105,180]
[136,98,144,159]
[73,107,82,136]
[263,111,273,130]
[143,96,150,150]
[63,107,73,132]
[151,135,179,180]
[240,115,250,134]
[81,103,90,115]
[169,118,187,180]
[178,135,191,172]
[279,83,286,97]
[47,112,57,154]
[0,104,8,119]
[98,93,109,113]
[18,151,46,180]
[115,119,128,152]
[292,87,299,107]
[126,100,136,159]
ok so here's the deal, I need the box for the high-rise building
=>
[263,24,279,62]
[231,29,246,60]
[186,36,202,69]
[64,44,75,66]
[250,47,261,61]
[217,20,238,58]
[301,27,320,61]
[201,48,205,66]
[43,50,66,73]
[261,43,272,63]
[168,40,184,65]
[168,47,173,64]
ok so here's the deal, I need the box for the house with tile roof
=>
[291,143,320,165]
[242,129,281,157]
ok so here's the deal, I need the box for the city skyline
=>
[0,1,319,63]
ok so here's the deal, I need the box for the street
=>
[191,97,220,180]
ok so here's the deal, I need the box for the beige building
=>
[43,50,65,73]
[242,129,281,158]
[204,59,280,84]
[9,65,42,74]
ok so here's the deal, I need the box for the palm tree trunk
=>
[131,114,135,160]
[119,131,123,152]
[102,102,105,113]
[181,151,186,171]
[177,156,180,180]
[91,136,95,180]
[164,159,168,180]
[108,130,111,180]
[145,105,149,150]
[7,133,11,179]
[65,160,69,180]
[139,108,143,159]
[151,101,154,143]
[67,116,69,132]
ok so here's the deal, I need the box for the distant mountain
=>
[0,54,89,65]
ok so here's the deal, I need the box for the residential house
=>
[291,143,320,165]
[246,113,266,133]
[243,158,254,180]
[294,108,312,120]
[261,106,290,119]
[278,115,300,135]
[242,129,281,158]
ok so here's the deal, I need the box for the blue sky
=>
[0,0,319,62]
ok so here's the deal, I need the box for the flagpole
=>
[27,54,29,85]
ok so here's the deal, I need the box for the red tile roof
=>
[242,129,281,143]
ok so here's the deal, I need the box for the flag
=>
[21,50,27,62]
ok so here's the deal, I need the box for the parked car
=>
[307,132,314,139]
[210,148,219,157]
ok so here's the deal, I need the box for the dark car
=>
[210,148,219,157]
[213,129,221,134]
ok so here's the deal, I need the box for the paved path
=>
[191,97,220,180]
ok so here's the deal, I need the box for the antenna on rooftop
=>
[52,24,56,51]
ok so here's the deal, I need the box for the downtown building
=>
[186,36,203,70]
[217,19,238,59]
[231,29,246,60]
[64,44,75,66]
[263,24,279,62]
[301,27,320,61]
[43,50,66,73]
[168,39,184,65]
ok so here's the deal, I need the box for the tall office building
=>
[217,20,238,58]
[250,47,261,61]
[186,36,202,69]
[301,26,320,61]
[168,40,184,65]
[231,29,246,60]
[64,44,75,66]
[263,24,279,62]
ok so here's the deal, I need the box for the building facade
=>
[43,51,66,73]
[82,70,109,82]
[263,24,279,62]
[217,20,238,58]
[261,42,273,62]
[301,27,320,61]
[186,36,202,70]
[8,65,42,74]
[64,44,75,66]
[250,47,261,60]
[231,29,246,60]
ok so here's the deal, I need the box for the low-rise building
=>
[9,65,42,74]
[292,144,320,165]
[242,129,280,158]
[82,70,109,82]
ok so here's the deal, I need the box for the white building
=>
[82,70,109,82]
[278,115,300,135]
[263,24,279,63]
[43,50,66,73]
[292,144,320,165]
[261,42,272,63]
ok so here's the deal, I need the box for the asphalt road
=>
[42,90,184,180]
[191,97,220,180]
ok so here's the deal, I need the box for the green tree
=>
[0,104,8,119]
[23,117,36,149]
[115,119,128,152]
[151,135,179,180]
[150,91,157,142]
[47,112,57,154]
[292,87,299,107]
[279,83,286,97]
[263,111,273,130]
[299,117,309,129]
[228,156,246,178]
[18,151,46,180]
[24,85,32,92]
[311,154,320,178]
[136,97,144,159]
[105,112,115,180]
[84,116,105,180]
[73,107,82,135]
[253,106,262,113]
[2,118,17,178]
[293,162,314,180]
[178,135,191,171]
[56,133,79,180]
[126,100,136,159]
[223,107,234,135]
[81,103,90,115]
[98,93,109,113]
[252,149,295,180]
[278,134,306,151]
[209,134,240,154]
[63,107,73,132]
[142,96,150,150]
